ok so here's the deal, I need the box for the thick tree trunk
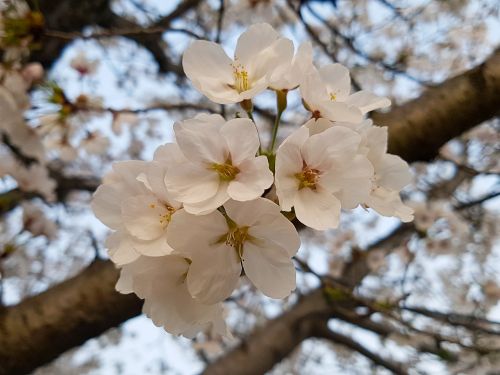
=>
[0,47,499,375]
[0,260,141,375]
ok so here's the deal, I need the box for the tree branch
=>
[1,45,499,375]
[311,321,409,375]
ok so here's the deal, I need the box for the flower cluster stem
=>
[269,90,287,153]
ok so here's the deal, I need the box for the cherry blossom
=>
[306,118,413,222]
[270,42,313,91]
[91,160,182,264]
[182,23,293,104]
[165,114,273,214]
[275,124,373,230]
[116,254,229,338]
[167,198,300,304]
[300,63,391,123]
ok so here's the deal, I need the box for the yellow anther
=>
[232,63,250,93]
[210,161,240,181]
[295,165,321,190]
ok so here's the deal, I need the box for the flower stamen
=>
[211,161,240,181]
[231,63,250,93]
[295,165,321,190]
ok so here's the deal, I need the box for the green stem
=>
[246,110,262,155]
[269,108,283,153]
[269,90,287,153]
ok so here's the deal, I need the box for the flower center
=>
[149,202,177,227]
[225,226,249,259]
[232,63,250,93]
[211,161,240,181]
[329,92,337,101]
[295,165,321,190]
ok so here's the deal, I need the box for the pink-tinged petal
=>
[376,154,412,190]
[317,100,363,123]
[122,255,229,338]
[182,40,236,101]
[294,187,341,230]
[131,232,173,257]
[220,118,260,165]
[91,184,122,230]
[304,118,334,135]
[167,209,228,258]
[105,231,140,265]
[364,125,388,159]
[367,187,414,222]
[243,240,296,299]
[153,143,187,164]
[318,63,351,100]
[224,197,281,228]
[300,68,329,110]
[303,125,361,168]
[249,214,300,257]
[275,127,308,211]
[111,160,150,194]
[183,182,230,215]
[347,91,391,114]
[187,242,242,304]
[321,155,374,209]
[174,117,227,164]
[227,156,273,201]
[122,194,169,240]
[246,38,294,84]
[269,40,313,90]
[234,23,280,68]
[145,163,181,208]
[166,164,219,204]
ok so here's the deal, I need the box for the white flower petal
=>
[234,23,280,68]
[249,215,300,257]
[294,187,341,230]
[153,143,186,164]
[227,156,273,201]
[376,154,412,191]
[275,127,309,211]
[122,194,168,241]
[302,126,360,169]
[182,40,237,104]
[243,240,296,299]
[347,91,391,114]
[166,164,220,203]
[322,155,374,209]
[183,182,230,215]
[187,242,241,304]
[367,187,414,222]
[131,232,173,257]
[220,118,259,165]
[167,209,228,257]
[246,38,294,85]
[304,118,334,135]
[317,100,364,123]
[224,197,281,227]
[318,63,351,100]
[105,231,140,265]
[174,117,227,164]
[91,184,122,230]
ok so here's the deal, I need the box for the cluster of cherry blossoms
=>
[92,23,414,337]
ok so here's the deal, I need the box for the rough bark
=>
[0,260,141,375]
[203,290,328,375]
[0,46,499,375]
[373,48,500,162]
